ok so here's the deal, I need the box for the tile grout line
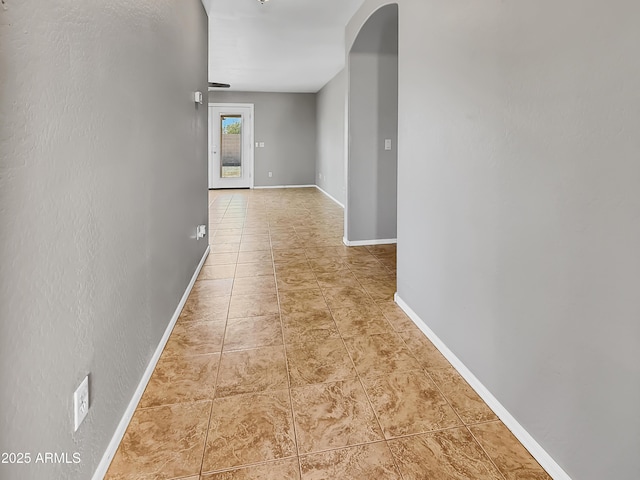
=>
[390,320,510,479]
[209,189,513,479]
[197,194,243,477]
[115,189,469,479]
[305,246,398,471]
[268,203,305,480]
[466,424,509,480]
[209,191,399,478]
[200,456,299,477]
[305,242,411,480]
[394,327,472,429]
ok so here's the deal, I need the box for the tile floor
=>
[105,188,551,480]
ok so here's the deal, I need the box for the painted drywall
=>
[208,91,317,187]
[316,69,347,205]
[346,0,640,478]
[0,1,209,479]
[346,4,398,242]
[345,0,391,52]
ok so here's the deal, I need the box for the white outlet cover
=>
[73,375,89,432]
[259,142,265,148]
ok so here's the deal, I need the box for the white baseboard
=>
[91,246,211,480]
[314,185,345,208]
[253,184,316,189]
[343,237,397,247]
[393,294,571,480]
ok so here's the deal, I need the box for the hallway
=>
[105,187,550,479]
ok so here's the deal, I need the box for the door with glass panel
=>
[209,104,254,189]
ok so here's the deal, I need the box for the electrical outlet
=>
[268,172,273,177]
[259,142,265,148]
[196,224,206,240]
[73,375,89,432]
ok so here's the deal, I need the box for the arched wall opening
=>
[345,3,399,245]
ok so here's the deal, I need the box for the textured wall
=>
[209,91,317,187]
[344,0,640,477]
[316,69,347,205]
[0,1,209,479]
[347,4,398,242]
[380,0,637,478]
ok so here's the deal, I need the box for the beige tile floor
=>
[105,188,551,480]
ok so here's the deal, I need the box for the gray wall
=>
[0,1,209,479]
[316,69,347,205]
[348,1,640,479]
[347,5,398,242]
[209,91,317,187]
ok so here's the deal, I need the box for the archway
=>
[345,3,399,245]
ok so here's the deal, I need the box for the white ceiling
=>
[202,0,365,93]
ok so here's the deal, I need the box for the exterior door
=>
[209,104,254,189]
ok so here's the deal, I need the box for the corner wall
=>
[346,4,398,243]
[391,1,640,479]
[316,69,347,206]
[209,91,317,187]
[0,1,209,479]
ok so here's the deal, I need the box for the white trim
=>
[253,184,316,189]
[343,237,397,247]
[344,48,351,241]
[393,293,572,480]
[208,103,255,189]
[315,185,345,209]
[91,246,210,480]
[209,102,253,108]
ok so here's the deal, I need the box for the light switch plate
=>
[384,139,392,150]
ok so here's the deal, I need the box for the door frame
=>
[208,103,255,189]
